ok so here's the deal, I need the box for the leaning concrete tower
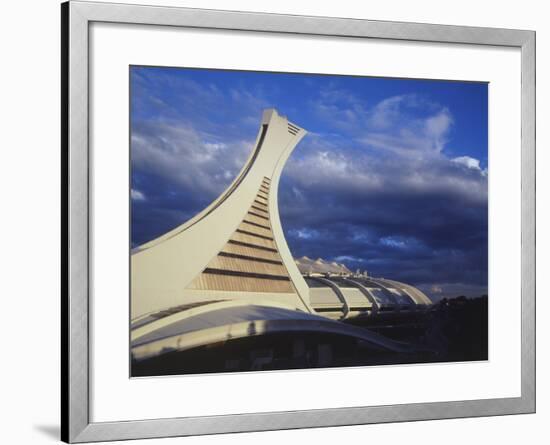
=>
[131,109,313,319]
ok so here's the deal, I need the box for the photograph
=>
[1,0,541,443]
[129,66,489,377]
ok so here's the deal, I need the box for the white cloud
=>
[361,104,453,157]
[452,155,480,169]
[131,69,276,205]
[131,121,254,199]
[452,156,488,176]
[284,93,488,205]
[418,283,488,301]
[308,92,456,162]
[310,86,368,131]
[380,236,407,248]
[424,108,453,152]
[334,255,366,263]
[284,145,383,194]
[131,189,146,201]
[368,95,410,129]
[283,137,488,208]
[289,228,320,240]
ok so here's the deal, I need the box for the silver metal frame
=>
[61,1,536,442]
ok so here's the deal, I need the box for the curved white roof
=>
[132,302,411,361]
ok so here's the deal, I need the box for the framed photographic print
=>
[62,1,535,442]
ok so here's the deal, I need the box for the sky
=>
[130,66,488,301]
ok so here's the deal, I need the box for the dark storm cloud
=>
[278,136,488,299]
[130,68,488,300]
[130,119,255,246]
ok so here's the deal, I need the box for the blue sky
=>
[130,66,488,301]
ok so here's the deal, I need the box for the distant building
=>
[295,256,431,320]
[295,256,352,275]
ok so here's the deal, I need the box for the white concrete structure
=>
[132,109,313,320]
